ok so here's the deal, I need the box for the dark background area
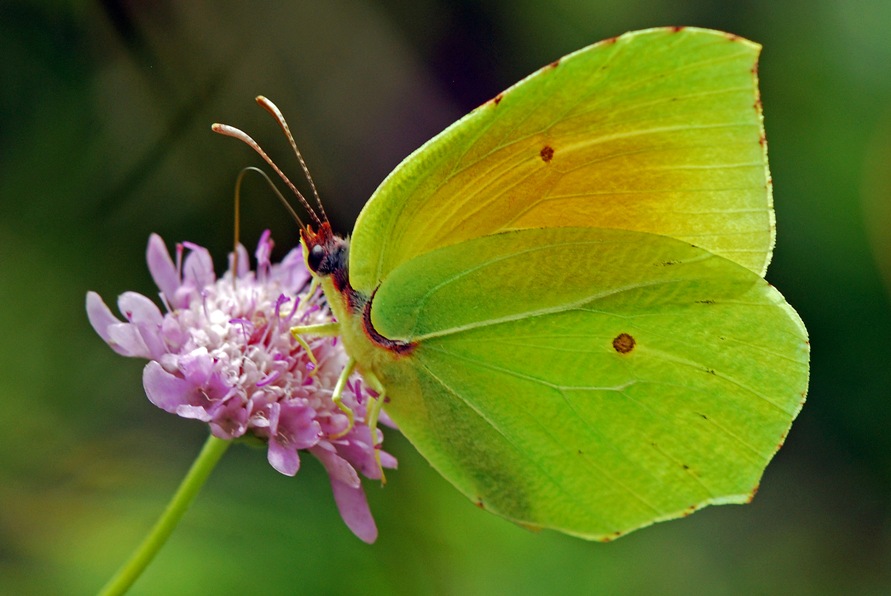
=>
[2,1,890,594]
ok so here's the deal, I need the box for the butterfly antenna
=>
[212,122,322,228]
[256,96,329,225]
[228,166,306,285]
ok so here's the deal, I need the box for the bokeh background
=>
[3,1,890,594]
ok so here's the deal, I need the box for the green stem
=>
[98,434,231,596]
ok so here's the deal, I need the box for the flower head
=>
[87,231,395,542]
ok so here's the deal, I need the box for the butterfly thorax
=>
[301,223,415,370]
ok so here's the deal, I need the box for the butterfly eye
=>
[308,244,326,272]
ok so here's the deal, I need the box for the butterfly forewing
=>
[349,27,772,295]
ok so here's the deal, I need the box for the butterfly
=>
[215,27,808,541]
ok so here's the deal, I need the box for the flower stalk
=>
[99,434,230,596]
[87,231,397,591]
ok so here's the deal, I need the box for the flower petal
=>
[330,478,377,543]
[146,234,180,306]
[333,426,382,480]
[105,322,151,358]
[160,316,187,352]
[276,248,311,292]
[209,396,250,439]
[378,450,398,470]
[175,404,213,422]
[278,401,321,450]
[87,292,151,357]
[86,292,128,353]
[314,447,378,543]
[264,402,296,475]
[118,292,163,325]
[118,292,166,359]
[143,360,192,413]
[178,348,214,387]
[268,438,301,476]
[181,243,215,290]
[311,445,360,489]
[256,229,274,273]
[228,243,250,278]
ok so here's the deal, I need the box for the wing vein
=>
[420,349,665,515]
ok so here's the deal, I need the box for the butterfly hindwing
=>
[368,227,807,538]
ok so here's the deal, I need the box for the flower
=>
[86,231,395,543]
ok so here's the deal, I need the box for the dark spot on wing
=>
[475,498,485,510]
[696,299,715,304]
[548,59,560,69]
[540,145,554,162]
[612,333,635,354]
[492,93,503,105]
[670,26,684,33]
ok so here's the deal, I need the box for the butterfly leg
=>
[291,322,356,433]
[290,322,340,377]
[291,334,319,376]
[360,369,387,484]
[290,321,341,337]
[329,357,357,438]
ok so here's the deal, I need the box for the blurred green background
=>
[2,1,890,594]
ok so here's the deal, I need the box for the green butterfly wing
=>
[349,26,773,296]
[319,26,808,539]
[366,227,807,539]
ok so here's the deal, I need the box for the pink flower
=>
[87,231,395,542]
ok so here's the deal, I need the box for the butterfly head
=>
[301,222,349,280]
